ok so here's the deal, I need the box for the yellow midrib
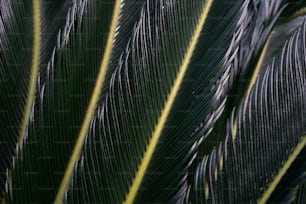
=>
[243,38,270,113]
[54,0,121,203]
[232,39,271,141]
[289,7,306,20]
[18,0,41,148]
[123,1,214,203]
[230,36,306,203]
[258,135,306,204]
[247,38,270,95]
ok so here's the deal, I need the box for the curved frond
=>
[0,0,70,198]
[262,13,306,69]
[6,0,157,202]
[8,0,124,202]
[65,1,306,203]
[64,0,280,203]
[189,0,287,166]
[190,20,306,203]
[1,0,305,203]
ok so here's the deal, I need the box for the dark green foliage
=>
[0,0,305,203]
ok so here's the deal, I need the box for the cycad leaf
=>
[190,20,306,203]
[7,0,142,202]
[62,0,284,203]
[3,0,305,203]
[261,12,306,70]
[258,3,306,73]
[0,0,70,197]
[188,0,288,165]
[65,1,305,203]
[0,0,40,195]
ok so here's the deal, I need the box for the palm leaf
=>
[190,20,306,203]
[0,0,70,197]
[0,0,41,195]
[5,0,124,202]
[65,0,247,203]
[188,0,288,165]
[0,0,305,203]
[261,10,306,69]
[64,0,300,203]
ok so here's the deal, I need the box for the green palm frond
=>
[191,20,306,203]
[0,0,305,203]
[0,0,70,197]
